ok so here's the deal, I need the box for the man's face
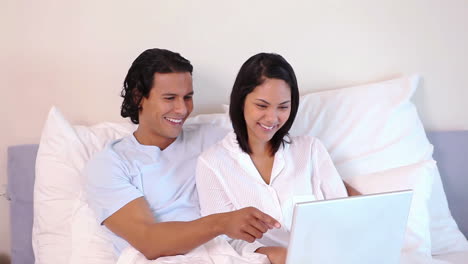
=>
[136,72,193,148]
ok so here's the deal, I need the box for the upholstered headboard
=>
[7,144,38,264]
[5,131,468,263]
[427,131,468,237]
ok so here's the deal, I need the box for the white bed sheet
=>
[433,250,468,264]
[116,240,468,264]
[116,237,270,264]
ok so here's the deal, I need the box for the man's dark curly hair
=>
[121,48,193,124]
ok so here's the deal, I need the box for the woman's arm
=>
[311,139,348,199]
[255,246,287,264]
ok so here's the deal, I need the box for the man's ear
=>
[132,88,143,110]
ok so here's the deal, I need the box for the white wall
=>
[1,0,468,254]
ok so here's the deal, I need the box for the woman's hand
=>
[255,246,287,264]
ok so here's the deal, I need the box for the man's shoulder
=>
[85,136,134,171]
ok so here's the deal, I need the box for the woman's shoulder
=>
[287,135,330,154]
[289,134,322,147]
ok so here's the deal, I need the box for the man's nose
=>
[173,98,188,115]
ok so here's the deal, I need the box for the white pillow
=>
[34,106,231,263]
[34,107,135,264]
[184,112,231,130]
[345,160,435,256]
[290,75,432,175]
[429,169,468,255]
[290,75,467,255]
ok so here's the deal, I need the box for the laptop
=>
[285,190,413,264]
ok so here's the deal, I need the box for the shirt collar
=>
[222,131,287,185]
[129,130,184,161]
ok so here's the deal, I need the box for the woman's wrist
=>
[255,246,269,254]
[255,246,287,264]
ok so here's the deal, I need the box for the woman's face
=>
[243,77,292,147]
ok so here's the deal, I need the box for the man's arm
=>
[104,197,280,260]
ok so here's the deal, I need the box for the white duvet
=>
[116,237,269,264]
[116,238,454,264]
[400,252,450,264]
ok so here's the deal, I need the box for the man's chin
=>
[166,128,183,139]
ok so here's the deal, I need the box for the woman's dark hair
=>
[229,53,300,155]
[121,48,193,124]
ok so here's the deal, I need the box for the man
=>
[85,48,280,260]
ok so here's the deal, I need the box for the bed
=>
[6,75,468,263]
[6,131,468,263]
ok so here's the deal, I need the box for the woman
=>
[196,53,348,264]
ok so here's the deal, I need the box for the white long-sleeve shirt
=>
[196,132,347,256]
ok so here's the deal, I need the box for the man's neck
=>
[133,129,177,150]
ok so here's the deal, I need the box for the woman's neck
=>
[248,139,273,157]
[248,139,275,184]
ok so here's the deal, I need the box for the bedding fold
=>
[116,237,269,264]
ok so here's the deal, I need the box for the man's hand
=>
[256,246,287,264]
[218,207,281,243]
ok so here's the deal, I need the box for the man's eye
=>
[184,96,193,100]
[164,97,175,100]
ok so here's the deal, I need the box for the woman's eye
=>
[256,104,267,109]
[279,106,290,110]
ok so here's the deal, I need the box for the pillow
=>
[34,107,135,264]
[428,169,468,255]
[290,75,431,175]
[184,112,231,130]
[345,160,436,257]
[34,107,231,263]
[289,75,468,255]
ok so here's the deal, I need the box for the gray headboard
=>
[427,131,468,237]
[5,131,468,263]
[7,144,38,264]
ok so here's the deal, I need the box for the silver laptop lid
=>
[286,190,413,264]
